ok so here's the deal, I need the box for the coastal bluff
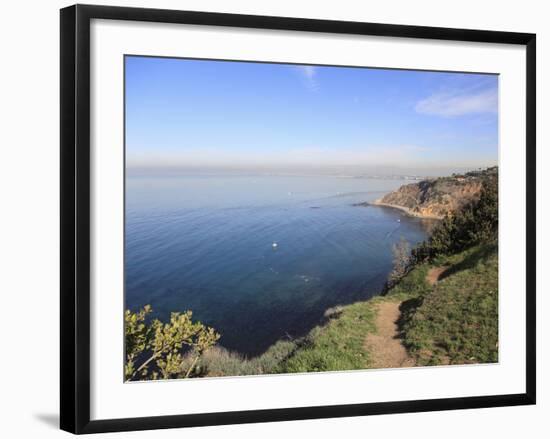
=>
[367,167,497,219]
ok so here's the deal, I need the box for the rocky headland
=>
[366,167,497,219]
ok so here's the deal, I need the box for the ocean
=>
[125,173,430,357]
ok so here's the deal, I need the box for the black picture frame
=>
[60,4,536,434]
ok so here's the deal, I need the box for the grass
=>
[279,298,379,373]
[399,242,498,366]
[385,262,431,299]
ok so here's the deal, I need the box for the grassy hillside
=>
[276,241,498,372]
[280,299,378,373]
[394,243,498,366]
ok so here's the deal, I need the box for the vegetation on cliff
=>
[400,243,498,365]
[373,166,497,219]
[412,167,497,260]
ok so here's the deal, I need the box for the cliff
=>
[371,167,497,219]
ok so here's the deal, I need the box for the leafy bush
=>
[125,306,220,381]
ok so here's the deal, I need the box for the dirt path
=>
[364,301,415,369]
[426,266,448,286]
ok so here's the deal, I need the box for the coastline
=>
[128,168,498,378]
[368,199,444,220]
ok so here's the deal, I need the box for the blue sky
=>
[125,56,498,174]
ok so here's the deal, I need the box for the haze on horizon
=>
[125,56,498,177]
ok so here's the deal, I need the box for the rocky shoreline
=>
[370,199,445,219]
[356,169,497,220]
[352,200,444,219]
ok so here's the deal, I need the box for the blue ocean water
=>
[125,173,430,357]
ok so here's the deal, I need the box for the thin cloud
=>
[295,65,319,91]
[415,88,498,117]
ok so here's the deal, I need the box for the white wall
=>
[0,0,546,437]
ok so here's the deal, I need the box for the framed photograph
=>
[60,4,536,434]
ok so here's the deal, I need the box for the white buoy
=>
[272,242,278,248]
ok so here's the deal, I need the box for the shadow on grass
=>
[396,296,424,340]
[439,242,497,281]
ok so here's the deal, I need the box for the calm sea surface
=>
[125,173,430,356]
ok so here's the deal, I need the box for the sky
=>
[125,56,498,175]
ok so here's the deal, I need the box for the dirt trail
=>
[426,266,448,286]
[364,302,415,369]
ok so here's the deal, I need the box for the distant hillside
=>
[372,167,497,219]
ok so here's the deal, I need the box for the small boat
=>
[272,242,278,248]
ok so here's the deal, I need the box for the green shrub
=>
[125,306,220,381]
